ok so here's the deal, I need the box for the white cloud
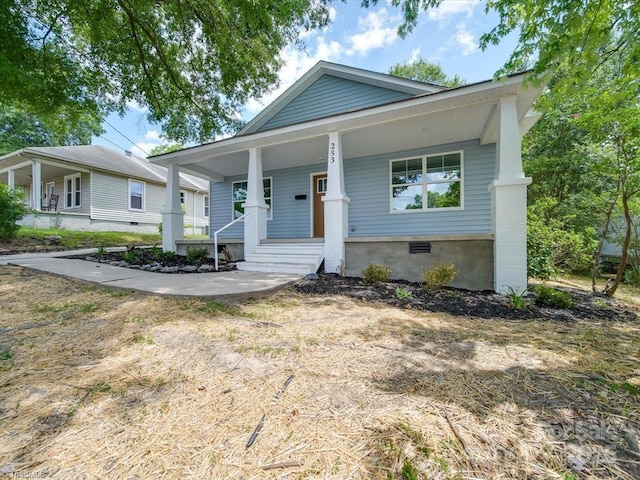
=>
[144,130,162,142]
[130,142,159,158]
[346,8,398,56]
[454,26,476,55]
[125,99,146,113]
[427,0,481,22]
[409,47,421,63]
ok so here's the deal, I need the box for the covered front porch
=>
[152,73,540,291]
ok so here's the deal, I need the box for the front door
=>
[313,174,327,238]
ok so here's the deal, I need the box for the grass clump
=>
[395,286,413,299]
[361,263,392,285]
[533,285,575,308]
[505,286,527,309]
[423,262,458,292]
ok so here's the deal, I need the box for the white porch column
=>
[31,161,42,211]
[490,95,532,293]
[243,148,268,255]
[162,164,184,252]
[7,169,15,189]
[323,131,350,273]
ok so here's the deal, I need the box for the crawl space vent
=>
[408,241,431,254]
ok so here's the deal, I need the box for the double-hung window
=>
[64,173,81,209]
[129,180,145,211]
[203,195,210,218]
[232,178,272,219]
[391,151,462,212]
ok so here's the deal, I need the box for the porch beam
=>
[243,148,268,254]
[31,160,42,211]
[490,95,531,293]
[162,164,184,252]
[323,131,350,273]
[0,159,32,174]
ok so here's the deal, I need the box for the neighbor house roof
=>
[0,145,209,191]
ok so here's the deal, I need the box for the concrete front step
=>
[238,242,324,275]
[237,261,318,275]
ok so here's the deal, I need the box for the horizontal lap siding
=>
[91,172,163,224]
[212,163,325,239]
[258,75,412,132]
[345,140,494,236]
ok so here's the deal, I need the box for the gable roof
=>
[0,145,208,191]
[239,61,445,135]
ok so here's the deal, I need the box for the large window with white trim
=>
[128,179,145,211]
[391,151,462,212]
[232,177,272,219]
[64,173,81,209]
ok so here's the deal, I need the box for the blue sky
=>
[93,0,518,157]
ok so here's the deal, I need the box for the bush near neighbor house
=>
[0,185,26,240]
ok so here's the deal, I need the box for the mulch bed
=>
[294,274,638,322]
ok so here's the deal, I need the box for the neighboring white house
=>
[151,61,543,292]
[0,145,210,235]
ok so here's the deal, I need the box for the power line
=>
[97,134,128,153]
[104,118,149,156]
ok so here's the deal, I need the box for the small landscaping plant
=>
[423,262,458,292]
[361,263,392,285]
[533,285,575,308]
[122,246,143,263]
[186,246,210,266]
[505,286,528,309]
[395,286,413,300]
[0,185,26,240]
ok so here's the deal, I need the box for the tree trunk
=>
[605,192,632,297]
[592,197,618,293]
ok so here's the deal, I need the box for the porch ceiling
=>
[3,163,81,188]
[155,74,542,181]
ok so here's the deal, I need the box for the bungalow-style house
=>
[0,145,210,234]
[151,61,542,292]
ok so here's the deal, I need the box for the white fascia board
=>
[154,73,534,169]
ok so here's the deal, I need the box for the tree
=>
[0,185,26,241]
[1,0,331,143]
[0,106,102,155]
[368,1,639,92]
[148,144,185,157]
[388,59,465,87]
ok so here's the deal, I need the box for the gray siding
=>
[346,140,494,236]
[211,140,494,239]
[258,75,413,132]
[211,163,325,239]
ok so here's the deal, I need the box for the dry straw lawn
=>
[1,265,640,479]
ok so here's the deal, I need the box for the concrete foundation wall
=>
[175,239,244,261]
[19,213,204,235]
[345,236,494,291]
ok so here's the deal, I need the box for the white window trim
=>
[128,179,146,211]
[389,150,464,214]
[64,173,82,209]
[231,176,273,220]
[203,194,210,218]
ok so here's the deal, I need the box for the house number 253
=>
[330,142,336,163]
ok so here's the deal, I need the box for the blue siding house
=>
[151,62,542,291]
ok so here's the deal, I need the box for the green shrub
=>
[361,263,392,285]
[186,246,210,265]
[395,286,413,299]
[423,262,458,292]
[122,246,143,263]
[533,285,575,308]
[0,185,26,240]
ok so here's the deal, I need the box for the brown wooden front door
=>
[313,174,327,238]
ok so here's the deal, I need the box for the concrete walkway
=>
[1,249,302,300]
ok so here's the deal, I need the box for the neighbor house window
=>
[64,173,81,209]
[391,151,462,212]
[203,195,209,218]
[129,180,145,210]
[232,177,272,220]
